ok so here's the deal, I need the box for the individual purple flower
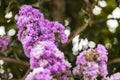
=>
[30,41,71,75]
[107,72,120,80]
[0,36,10,52]
[25,67,52,80]
[73,44,108,80]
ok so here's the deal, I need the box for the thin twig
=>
[65,17,120,45]
[93,18,120,24]
[92,0,99,8]
[21,69,31,80]
[52,0,65,22]
[63,0,96,47]
[114,0,119,7]
[63,18,92,48]
[108,58,120,65]
[0,56,29,67]
[63,0,120,48]
[84,0,93,19]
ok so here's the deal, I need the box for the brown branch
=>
[52,0,65,22]
[93,18,120,24]
[114,0,120,7]
[92,0,99,8]
[62,0,97,47]
[63,0,119,48]
[108,58,120,65]
[21,69,31,80]
[0,56,29,67]
[68,18,91,43]
[63,18,92,47]
[84,0,93,19]
[63,17,120,47]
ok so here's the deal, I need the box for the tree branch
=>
[0,56,29,67]
[62,0,96,47]
[63,18,92,47]
[93,18,120,24]
[63,0,120,48]
[108,58,120,65]
[21,68,31,80]
[84,0,93,19]
[114,0,119,7]
[52,0,65,22]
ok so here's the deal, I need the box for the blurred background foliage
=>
[0,0,120,79]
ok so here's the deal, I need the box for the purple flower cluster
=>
[17,5,67,58]
[107,72,120,80]
[0,36,10,52]
[30,41,71,74]
[73,44,108,80]
[17,5,71,80]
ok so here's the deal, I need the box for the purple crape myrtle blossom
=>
[107,72,120,80]
[30,41,71,75]
[73,44,108,80]
[29,41,71,79]
[17,5,68,58]
[17,5,70,79]
[25,67,52,80]
[0,35,10,52]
